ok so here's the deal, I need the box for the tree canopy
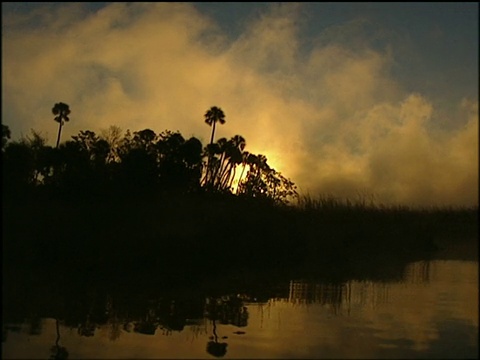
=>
[2,107,297,205]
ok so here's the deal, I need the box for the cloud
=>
[363,95,478,206]
[2,3,478,207]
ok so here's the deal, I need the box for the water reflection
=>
[2,260,478,359]
[257,260,477,359]
[205,295,249,327]
[287,261,433,312]
[50,319,69,360]
[204,294,250,357]
[206,319,228,358]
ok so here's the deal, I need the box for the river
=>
[2,257,478,359]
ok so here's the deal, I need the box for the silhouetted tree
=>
[71,130,111,169]
[35,144,57,186]
[182,137,203,175]
[100,125,123,162]
[204,106,226,145]
[236,151,250,190]
[2,124,11,151]
[237,153,297,204]
[156,131,203,191]
[2,141,35,189]
[202,141,222,189]
[116,129,159,191]
[22,130,52,184]
[216,135,245,191]
[0,130,47,188]
[52,102,71,148]
[54,140,91,194]
[2,111,296,203]
[203,106,226,192]
[207,137,227,189]
[132,129,157,153]
[205,135,246,192]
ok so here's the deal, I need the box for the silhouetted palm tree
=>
[2,124,11,151]
[204,106,226,145]
[216,135,245,191]
[52,102,71,148]
[226,135,246,185]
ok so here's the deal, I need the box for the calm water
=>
[2,259,478,359]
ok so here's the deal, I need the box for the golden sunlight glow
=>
[2,2,478,207]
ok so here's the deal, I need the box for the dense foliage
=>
[2,116,297,205]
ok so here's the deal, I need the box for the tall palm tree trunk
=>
[206,121,217,188]
[209,121,216,145]
[56,121,63,148]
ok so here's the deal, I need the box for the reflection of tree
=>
[77,315,96,337]
[49,319,69,360]
[134,320,157,335]
[206,319,227,358]
[158,300,186,334]
[134,308,158,335]
[205,295,249,327]
[28,317,43,335]
[204,294,250,358]
[2,324,22,343]
[132,299,190,336]
[405,261,431,284]
[63,292,110,338]
[288,280,344,307]
[132,314,164,336]
[108,319,122,341]
[96,295,122,341]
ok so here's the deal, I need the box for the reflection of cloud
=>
[244,260,478,359]
[425,319,478,359]
[2,3,478,206]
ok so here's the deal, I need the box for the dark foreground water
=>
[2,257,478,359]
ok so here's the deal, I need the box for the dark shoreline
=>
[3,190,477,289]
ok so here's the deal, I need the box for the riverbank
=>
[3,191,477,290]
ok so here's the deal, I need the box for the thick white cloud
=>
[2,2,478,206]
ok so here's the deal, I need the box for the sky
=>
[2,2,478,207]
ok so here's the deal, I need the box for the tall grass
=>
[3,189,478,290]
